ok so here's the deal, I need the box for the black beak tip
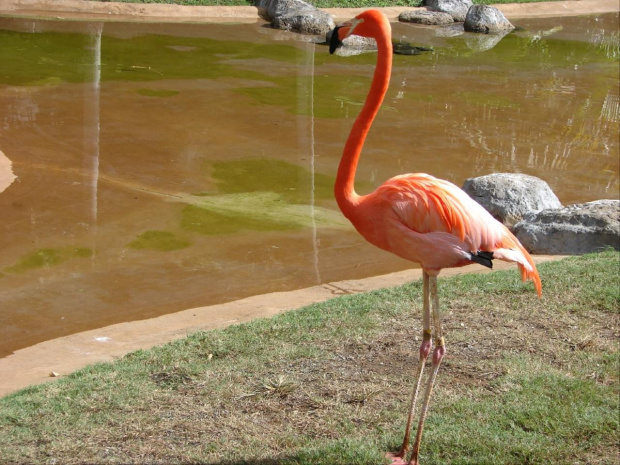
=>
[329,25,343,55]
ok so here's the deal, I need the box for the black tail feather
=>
[470,251,494,269]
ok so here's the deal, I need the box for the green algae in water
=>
[210,158,335,203]
[181,203,300,235]
[183,190,347,234]
[0,30,94,86]
[72,247,94,258]
[0,28,302,86]
[128,230,190,251]
[181,158,354,235]
[4,247,93,274]
[441,29,619,70]
[456,91,520,109]
[235,75,372,118]
[2,16,616,89]
[6,248,62,273]
[137,88,179,98]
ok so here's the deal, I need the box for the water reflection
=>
[0,13,617,357]
[464,30,510,52]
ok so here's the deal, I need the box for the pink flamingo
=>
[328,10,542,465]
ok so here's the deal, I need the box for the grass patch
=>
[0,250,618,464]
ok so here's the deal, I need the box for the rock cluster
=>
[421,0,514,34]
[256,0,514,37]
[463,173,619,255]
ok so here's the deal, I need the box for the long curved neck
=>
[335,27,392,218]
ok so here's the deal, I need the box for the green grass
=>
[0,250,618,464]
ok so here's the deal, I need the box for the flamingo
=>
[328,10,542,465]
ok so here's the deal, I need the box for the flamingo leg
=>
[393,272,433,460]
[409,275,446,465]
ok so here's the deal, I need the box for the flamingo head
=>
[329,9,389,54]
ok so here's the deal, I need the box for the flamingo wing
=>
[360,173,542,295]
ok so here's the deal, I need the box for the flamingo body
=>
[344,172,541,291]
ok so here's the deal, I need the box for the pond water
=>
[0,13,618,357]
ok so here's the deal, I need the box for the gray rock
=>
[255,0,334,35]
[462,173,562,227]
[273,10,334,35]
[464,5,514,34]
[255,0,308,20]
[514,200,620,254]
[399,10,454,26]
[423,0,472,22]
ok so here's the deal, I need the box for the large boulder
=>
[423,0,472,22]
[255,0,334,35]
[464,5,514,34]
[273,10,334,35]
[513,200,620,254]
[399,10,454,26]
[462,173,562,227]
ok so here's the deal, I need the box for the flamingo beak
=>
[329,18,364,54]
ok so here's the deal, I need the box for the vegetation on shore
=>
[1,250,618,464]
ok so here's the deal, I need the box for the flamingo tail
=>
[493,237,542,297]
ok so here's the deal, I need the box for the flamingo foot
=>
[385,452,408,465]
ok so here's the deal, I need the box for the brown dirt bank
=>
[0,0,617,23]
[0,256,564,397]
